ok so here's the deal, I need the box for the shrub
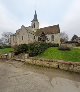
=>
[14,42,59,56]
[0,45,11,49]
[58,45,71,51]
[14,44,28,55]
[76,43,80,47]
[47,43,59,47]
[3,45,11,48]
[0,46,3,49]
[28,42,49,56]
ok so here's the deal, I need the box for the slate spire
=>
[32,10,38,22]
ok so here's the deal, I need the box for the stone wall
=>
[12,54,80,73]
[54,33,60,45]
[24,58,80,73]
[0,53,80,73]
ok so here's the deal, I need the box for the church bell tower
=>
[31,10,39,30]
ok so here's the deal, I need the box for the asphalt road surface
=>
[0,60,80,92]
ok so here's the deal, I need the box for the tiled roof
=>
[35,24,60,36]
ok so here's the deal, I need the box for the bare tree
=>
[71,35,78,42]
[60,32,68,43]
[1,32,13,45]
[0,39,3,45]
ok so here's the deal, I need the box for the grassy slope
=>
[37,47,80,62]
[0,48,14,54]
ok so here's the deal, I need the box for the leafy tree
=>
[38,32,47,42]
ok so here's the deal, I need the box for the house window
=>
[34,36,35,39]
[13,36,14,41]
[51,35,54,41]
[22,36,23,40]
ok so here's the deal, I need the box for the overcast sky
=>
[0,0,80,39]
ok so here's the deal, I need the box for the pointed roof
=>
[32,10,38,22]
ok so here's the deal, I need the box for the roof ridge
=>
[40,24,59,29]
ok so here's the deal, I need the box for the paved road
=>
[0,60,80,92]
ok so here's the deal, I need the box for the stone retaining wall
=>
[24,58,80,73]
[13,55,80,73]
[0,53,80,73]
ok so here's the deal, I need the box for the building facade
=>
[10,11,60,46]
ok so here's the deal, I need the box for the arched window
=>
[34,23,35,28]
[51,35,54,41]
[34,36,35,39]
[22,36,23,40]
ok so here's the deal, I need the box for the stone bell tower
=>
[31,10,39,30]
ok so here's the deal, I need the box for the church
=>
[10,11,60,46]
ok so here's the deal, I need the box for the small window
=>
[28,34,29,37]
[34,36,35,39]
[51,35,54,41]
[13,36,14,41]
[34,23,35,28]
[22,36,23,40]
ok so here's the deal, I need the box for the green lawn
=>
[0,48,14,54]
[37,47,80,62]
